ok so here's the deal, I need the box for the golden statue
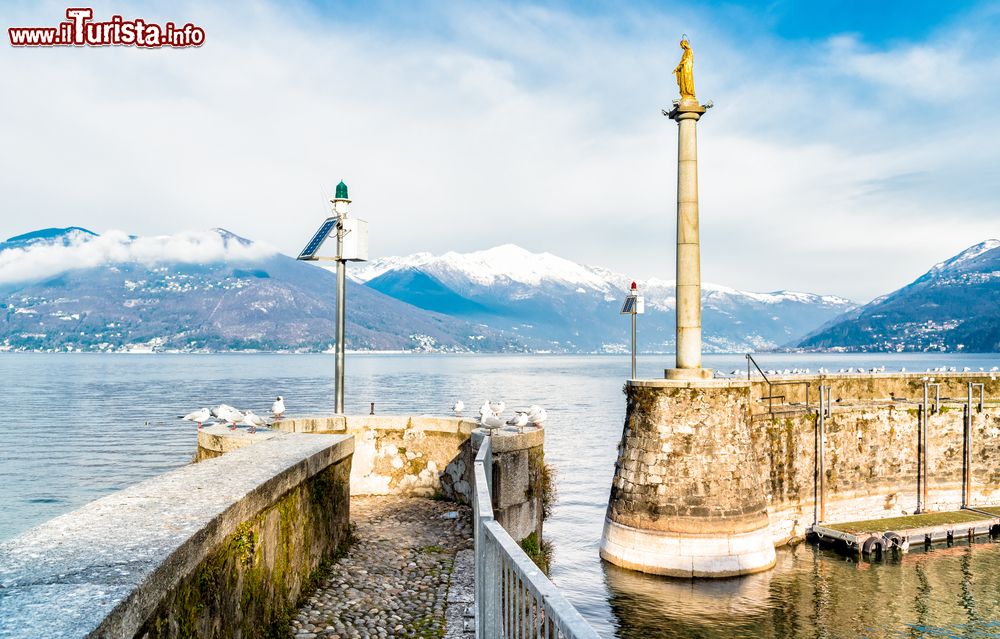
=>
[673,37,696,101]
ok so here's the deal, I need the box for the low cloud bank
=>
[0,229,277,285]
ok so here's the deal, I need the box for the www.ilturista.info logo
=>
[8,8,205,48]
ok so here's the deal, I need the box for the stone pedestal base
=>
[600,518,776,578]
[601,379,775,578]
[664,367,713,380]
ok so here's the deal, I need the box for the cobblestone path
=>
[291,496,474,639]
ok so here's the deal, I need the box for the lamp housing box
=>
[339,218,368,261]
[635,296,644,314]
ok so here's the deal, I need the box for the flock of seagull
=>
[722,366,1000,377]
[451,400,548,432]
[179,396,285,434]
[181,395,545,435]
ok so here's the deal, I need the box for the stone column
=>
[666,101,711,381]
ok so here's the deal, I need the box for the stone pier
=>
[600,379,777,577]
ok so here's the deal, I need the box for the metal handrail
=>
[474,438,599,639]
[746,354,811,415]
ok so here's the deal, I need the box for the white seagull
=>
[179,408,212,428]
[452,401,465,416]
[212,404,239,422]
[507,411,529,431]
[490,400,505,418]
[241,410,266,434]
[211,404,244,428]
[271,396,285,420]
[480,413,505,431]
[527,405,548,426]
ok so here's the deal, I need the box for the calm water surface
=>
[3,352,1000,638]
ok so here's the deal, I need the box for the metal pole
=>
[335,223,346,414]
[922,383,928,510]
[962,403,969,508]
[964,383,974,507]
[916,403,923,513]
[631,312,637,379]
[818,386,826,523]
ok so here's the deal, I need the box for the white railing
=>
[474,437,600,639]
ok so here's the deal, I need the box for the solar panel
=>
[297,217,338,260]
[621,296,637,314]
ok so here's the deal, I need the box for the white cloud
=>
[0,2,998,301]
[0,230,275,285]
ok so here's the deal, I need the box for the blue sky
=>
[1,0,998,301]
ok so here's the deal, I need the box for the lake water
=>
[3,352,1000,638]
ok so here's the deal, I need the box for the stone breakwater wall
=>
[601,379,776,578]
[601,372,1000,577]
[756,372,1000,544]
[200,416,547,543]
[471,429,547,542]
[267,415,479,502]
[0,433,353,639]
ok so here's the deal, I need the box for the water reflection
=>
[604,560,773,638]
[601,540,1000,639]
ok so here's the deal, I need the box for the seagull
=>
[179,408,212,429]
[452,401,465,416]
[490,400,505,419]
[271,396,285,420]
[226,407,246,429]
[211,404,245,429]
[212,404,241,423]
[241,410,266,434]
[479,401,492,420]
[480,413,504,431]
[507,411,529,431]
[527,405,547,426]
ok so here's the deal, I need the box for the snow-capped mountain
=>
[0,228,529,353]
[352,244,857,352]
[797,240,1000,353]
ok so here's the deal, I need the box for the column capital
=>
[664,100,709,121]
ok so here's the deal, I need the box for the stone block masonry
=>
[758,373,1000,544]
[269,416,480,503]
[602,371,1000,577]
[601,379,776,577]
[262,416,548,544]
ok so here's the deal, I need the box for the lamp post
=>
[297,180,368,414]
[620,281,644,379]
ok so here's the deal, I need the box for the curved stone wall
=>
[0,434,353,638]
[601,371,1000,578]
[205,415,549,543]
[600,379,776,577]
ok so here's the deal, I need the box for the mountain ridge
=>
[796,240,1000,353]
[354,245,857,353]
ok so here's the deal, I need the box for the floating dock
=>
[810,507,1000,560]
